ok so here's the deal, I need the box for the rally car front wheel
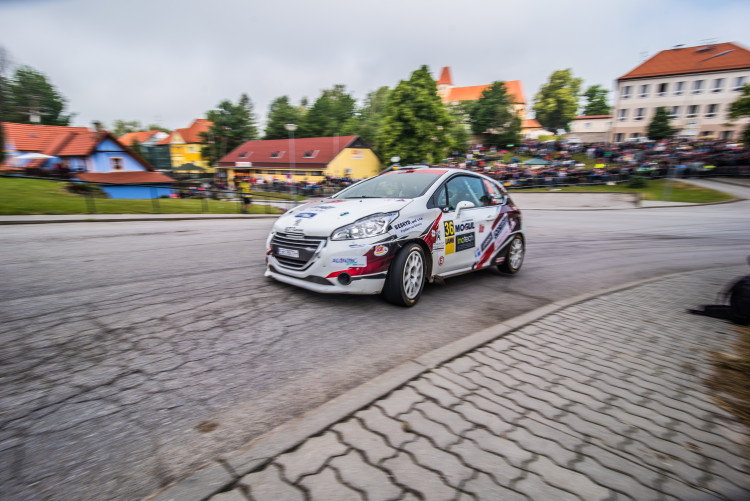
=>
[382,243,425,307]
[498,234,524,274]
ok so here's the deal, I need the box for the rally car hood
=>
[274,197,416,237]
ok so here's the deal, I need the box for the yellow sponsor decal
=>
[446,236,455,255]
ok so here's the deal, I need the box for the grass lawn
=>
[0,177,284,215]
[515,179,736,203]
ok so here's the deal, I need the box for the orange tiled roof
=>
[2,122,154,171]
[76,171,175,184]
[119,130,159,146]
[2,122,91,152]
[521,119,543,129]
[443,80,525,105]
[437,66,452,85]
[155,119,212,146]
[219,136,360,166]
[619,42,750,80]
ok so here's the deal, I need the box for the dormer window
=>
[302,150,319,158]
[270,151,282,158]
[238,152,246,159]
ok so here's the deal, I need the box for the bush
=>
[627,175,648,189]
[66,182,109,198]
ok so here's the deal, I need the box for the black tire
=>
[382,243,426,307]
[498,234,524,274]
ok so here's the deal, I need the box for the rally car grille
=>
[270,233,326,270]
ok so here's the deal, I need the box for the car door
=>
[431,174,497,275]
[474,176,527,271]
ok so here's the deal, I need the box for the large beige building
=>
[609,42,750,142]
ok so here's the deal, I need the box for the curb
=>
[146,264,738,501]
[0,214,280,225]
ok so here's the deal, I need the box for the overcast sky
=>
[2,0,749,132]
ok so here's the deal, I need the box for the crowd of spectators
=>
[445,138,750,189]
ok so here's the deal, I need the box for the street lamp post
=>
[285,123,298,196]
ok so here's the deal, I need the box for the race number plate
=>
[277,247,299,258]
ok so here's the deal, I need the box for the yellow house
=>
[217,135,381,184]
[157,118,213,172]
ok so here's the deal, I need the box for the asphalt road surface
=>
[2,181,750,500]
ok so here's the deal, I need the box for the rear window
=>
[334,172,442,199]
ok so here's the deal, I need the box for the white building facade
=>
[609,42,750,142]
[568,115,613,143]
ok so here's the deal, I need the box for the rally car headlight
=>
[331,212,398,241]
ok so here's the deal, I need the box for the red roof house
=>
[2,122,175,198]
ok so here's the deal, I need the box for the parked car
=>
[265,166,524,306]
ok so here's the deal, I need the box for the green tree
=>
[532,69,582,133]
[146,124,171,133]
[729,84,750,143]
[469,81,521,148]
[443,102,470,155]
[581,84,611,116]
[0,47,9,165]
[378,65,452,165]
[264,96,304,139]
[112,119,142,137]
[345,86,390,148]
[129,138,145,160]
[3,65,73,125]
[302,85,356,138]
[202,93,259,164]
[647,107,676,140]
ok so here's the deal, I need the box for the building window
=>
[238,152,247,158]
[614,133,624,142]
[674,81,685,95]
[617,109,627,122]
[631,133,641,139]
[639,84,649,98]
[302,150,319,158]
[735,76,747,90]
[270,151,281,158]
[657,82,668,96]
[721,131,732,140]
[705,104,718,118]
[584,122,591,129]
[692,80,704,94]
[701,131,713,137]
[687,105,699,118]
[635,108,645,121]
[110,157,123,171]
[622,85,631,99]
[712,78,724,93]
[669,106,680,118]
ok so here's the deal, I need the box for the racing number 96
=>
[444,221,454,237]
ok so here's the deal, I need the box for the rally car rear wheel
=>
[498,234,524,274]
[382,243,425,307]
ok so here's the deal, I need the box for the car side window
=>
[482,179,505,206]
[445,176,484,210]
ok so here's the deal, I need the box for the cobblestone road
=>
[195,267,750,501]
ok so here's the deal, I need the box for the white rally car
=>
[265,166,524,306]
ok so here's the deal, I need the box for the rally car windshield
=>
[334,172,442,200]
